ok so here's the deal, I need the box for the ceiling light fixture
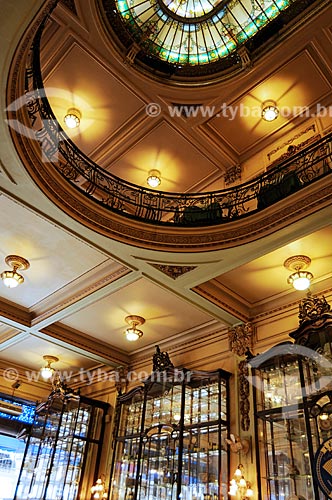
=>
[64,108,81,129]
[147,169,161,188]
[124,315,145,342]
[40,355,59,380]
[261,100,279,122]
[284,255,313,291]
[1,255,30,288]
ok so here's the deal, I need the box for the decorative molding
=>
[229,322,254,432]
[61,0,77,16]
[224,164,242,186]
[194,284,249,322]
[149,263,196,279]
[0,298,31,328]
[130,323,228,370]
[152,345,174,371]
[267,124,316,161]
[238,46,251,69]
[38,323,129,366]
[238,359,250,431]
[7,114,332,251]
[124,43,141,65]
[0,158,17,184]
[228,322,254,357]
[31,265,131,326]
[298,292,331,325]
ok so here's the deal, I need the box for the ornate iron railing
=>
[21,12,332,227]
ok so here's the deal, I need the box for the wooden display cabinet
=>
[109,347,230,500]
[251,295,332,500]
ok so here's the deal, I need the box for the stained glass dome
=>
[100,0,313,79]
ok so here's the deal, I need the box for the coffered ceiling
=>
[0,0,331,398]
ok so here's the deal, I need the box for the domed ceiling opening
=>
[99,0,314,81]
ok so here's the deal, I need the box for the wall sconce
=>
[229,464,253,499]
[40,355,59,380]
[64,108,81,129]
[124,315,145,341]
[91,476,107,499]
[261,100,279,122]
[1,255,30,288]
[284,255,313,291]
[226,434,250,454]
[147,169,161,188]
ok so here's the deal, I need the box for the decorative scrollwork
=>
[153,345,174,372]
[224,164,242,186]
[298,292,331,325]
[239,359,250,432]
[228,322,254,357]
[229,323,254,432]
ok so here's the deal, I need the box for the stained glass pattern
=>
[115,0,295,66]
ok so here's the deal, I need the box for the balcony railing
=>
[21,11,332,228]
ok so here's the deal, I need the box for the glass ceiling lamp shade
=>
[40,355,59,380]
[64,108,81,129]
[261,100,279,122]
[284,255,313,291]
[1,255,30,288]
[147,169,161,188]
[288,271,313,291]
[124,315,145,341]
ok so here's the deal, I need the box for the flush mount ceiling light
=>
[284,255,313,291]
[124,315,145,341]
[40,355,59,380]
[261,100,279,122]
[64,108,81,129]
[147,169,161,188]
[1,255,30,288]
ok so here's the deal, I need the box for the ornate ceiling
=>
[100,0,314,79]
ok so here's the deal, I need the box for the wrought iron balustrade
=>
[20,10,332,228]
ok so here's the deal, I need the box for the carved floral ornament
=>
[228,322,254,432]
[228,322,254,357]
[298,292,331,325]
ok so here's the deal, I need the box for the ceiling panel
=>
[109,121,219,191]
[0,334,96,373]
[45,42,144,157]
[207,51,332,154]
[61,277,214,351]
[0,195,107,308]
[211,226,332,305]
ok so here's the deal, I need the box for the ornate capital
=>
[228,323,254,357]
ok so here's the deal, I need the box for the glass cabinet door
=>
[14,391,108,500]
[252,299,332,500]
[109,354,230,500]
